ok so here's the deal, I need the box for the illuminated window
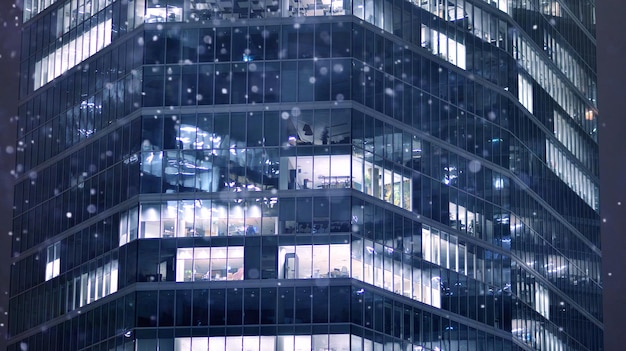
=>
[421,25,467,70]
[176,247,244,282]
[171,335,351,351]
[45,242,61,281]
[68,260,118,310]
[280,240,443,309]
[546,140,598,210]
[134,200,278,238]
[534,282,550,319]
[278,244,350,279]
[119,207,139,246]
[518,73,533,113]
[33,18,113,90]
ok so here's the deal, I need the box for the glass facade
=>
[10,0,601,350]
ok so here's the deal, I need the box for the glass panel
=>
[329,244,350,277]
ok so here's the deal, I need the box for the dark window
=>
[249,26,264,60]
[332,22,351,57]
[329,286,349,323]
[216,28,231,62]
[164,65,181,106]
[265,26,280,60]
[277,287,294,323]
[142,66,164,107]
[248,62,264,103]
[166,29,182,63]
[175,290,192,326]
[144,30,165,64]
[199,28,215,62]
[210,289,226,325]
[137,239,159,282]
[351,287,363,325]
[226,288,243,325]
[159,290,175,326]
[232,27,248,62]
[264,62,280,103]
[182,29,199,63]
[214,64,231,104]
[315,59,330,101]
[299,24,314,59]
[136,291,157,327]
[298,61,315,102]
[312,287,326,323]
[281,61,297,102]
[198,64,214,105]
[315,23,331,58]
[193,289,209,326]
[260,287,276,324]
[282,26,298,60]
[181,65,198,106]
[244,288,260,324]
[294,286,311,323]
[264,112,279,147]
[231,63,247,104]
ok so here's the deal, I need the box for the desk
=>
[318,175,352,189]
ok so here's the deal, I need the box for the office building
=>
[8,0,601,350]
